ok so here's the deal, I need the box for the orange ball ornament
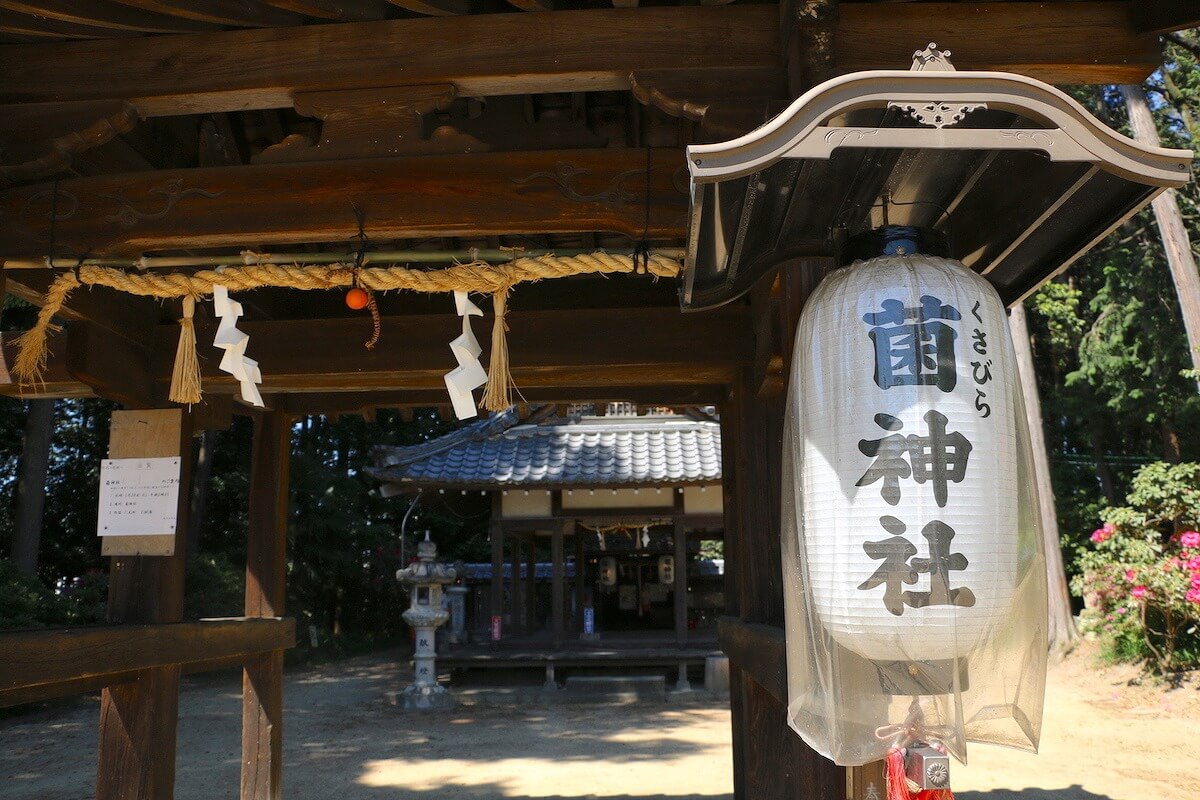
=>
[345,287,370,310]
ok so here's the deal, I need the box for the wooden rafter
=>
[14,306,748,401]
[0,0,219,33]
[0,149,689,257]
[0,3,1159,118]
[1132,0,1200,34]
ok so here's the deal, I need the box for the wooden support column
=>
[510,535,524,634]
[721,264,844,800]
[573,528,586,634]
[526,535,538,633]
[552,522,566,649]
[97,408,193,800]
[674,519,688,647]
[489,521,503,642]
[241,410,292,800]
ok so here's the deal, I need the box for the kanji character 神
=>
[857,410,973,507]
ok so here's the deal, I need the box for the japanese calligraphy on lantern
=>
[97,457,181,537]
[796,255,1019,663]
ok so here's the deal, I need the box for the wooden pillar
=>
[573,527,586,634]
[552,522,566,649]
[241,410,291,800]
[97,409,193,800]
[489,521,503,641]
[722,263,845,800]
[674,519,688,647]
[525,535,538,633]
[510,535,524,634]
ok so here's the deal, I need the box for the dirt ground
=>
[0,642,1195,800]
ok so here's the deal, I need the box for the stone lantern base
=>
[391,682,456,710]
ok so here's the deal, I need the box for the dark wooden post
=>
[674,518,688,647]
[525,534,538,633]
[721,263,845,800]
[242,410,292,800]
[573,527,586,634]
[551,522,566,648]
[510,535,523,634]
[97,409,194,800]
[489,521,503,641]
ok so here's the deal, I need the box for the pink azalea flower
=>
[1090,528,1110,544]
[1131,586,1148,600]
[1187,587,1200,605]
[1103,522,1116,534]
[1186,556,1200,572]
[1124,569,1137,582]
[1192,572,1200,589]
[1181,531,1200,549]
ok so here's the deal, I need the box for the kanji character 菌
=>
[863,295,962,392]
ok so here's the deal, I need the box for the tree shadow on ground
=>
[957,788,1115,800]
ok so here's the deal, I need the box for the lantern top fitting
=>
[682,43,1194,311]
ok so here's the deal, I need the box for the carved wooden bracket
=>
[256,86,607,163]
[628,72,779,139]
[255,85,458,163]
[0,101,140,188]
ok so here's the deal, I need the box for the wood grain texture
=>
[835,2,1158,85]
[97,408,192,800]
[0,618,296,699]
[0,149,688,256]
[0,6,779,115]
[0,3,1154,119]
[148,306,750,395]
[241,412,292,800]
[1132,0,1200,33]
[102,408,184,556]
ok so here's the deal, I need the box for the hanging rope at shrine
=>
[10,250,683,411]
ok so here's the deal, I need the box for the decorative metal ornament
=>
[886,43,986,128]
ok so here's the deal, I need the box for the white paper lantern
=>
[796,254,1018,663]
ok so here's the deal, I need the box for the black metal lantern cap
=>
[840,225,951,266]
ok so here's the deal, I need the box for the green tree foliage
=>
[1026,50,1200,587]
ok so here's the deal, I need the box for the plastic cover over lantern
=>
[781,252,1048,766]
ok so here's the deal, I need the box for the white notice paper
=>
[97,457,182,537]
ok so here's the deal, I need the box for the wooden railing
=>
[0,617,296,709]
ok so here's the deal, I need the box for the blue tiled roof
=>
[368,411,721,489]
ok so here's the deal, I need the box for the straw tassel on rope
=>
[10,251,683,395]
[168,295,202,405]
[481,285,514,412]
[12,270,78,386]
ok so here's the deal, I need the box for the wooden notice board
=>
[101,409,184,557]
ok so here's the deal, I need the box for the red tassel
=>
[885,749,955,800]
[886,749,911,800]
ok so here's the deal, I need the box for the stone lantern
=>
[396,531,458,709]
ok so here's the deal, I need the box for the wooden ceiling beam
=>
[0,3,1159,118]
[104,0,302,27]
[0,1,219,33]
[0,305,746,402]
[1132,1,1200,34]
[0,148,689,257]
[261,0,390,21]
[160,306,749,395]
[835,2,1158,85]
[275,385,728,414]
